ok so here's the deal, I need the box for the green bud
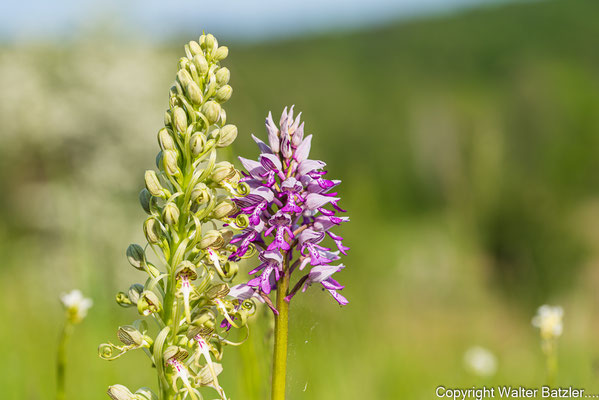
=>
[216,124,237,147]
[143,218,162,244]
[215,67,230,86]
[116,292,133,308]
[137,291,162,316]
[175,260,198,280]
[139,189,152,214]
[162,150,179,176]
[128,284,145,304]
[164,110,172,128]
[199,230,223,249]
[190,309,216,331]
[206,283,229,299]
[186,80,203,105]
[193,54,209,75]
[201,101,221,124]
[117,325,144,347]
[162,203,180,226]
[173,106,188,133]
[210,161,236,183]
[215,85,232,103]
[158,128,176,151]
[107,384,135,400]
[211,198,237,219]
[144,170,164,197]
[126,244,145,270]
[190,132,206,156]
[190,183,210,206]
[203,34,217,51]
[188,40,202,56]
[164,345,188,363]
[134,388,158,400]
[213,46,229,61]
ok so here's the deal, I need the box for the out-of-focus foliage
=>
[1,0,599,399]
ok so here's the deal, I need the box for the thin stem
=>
[271,254,290,400]
[56,321,73,400]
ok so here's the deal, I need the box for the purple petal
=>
[294,135,312,163]
[252,134,273,154]
[260,153,282,171]
[239,157,266,179]
[228,284,256,300]
[328,290,349,305]
[266,112,280,153]
[297,159,326,176]
[305,194,339,210]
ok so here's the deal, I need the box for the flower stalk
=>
[100,34,254,400]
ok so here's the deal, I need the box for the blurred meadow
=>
[1,0,599,399]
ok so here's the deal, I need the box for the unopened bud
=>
[190,132,206,156]
[162,202,180,226]
[216,124,237,147]
[206,283,230,299]
[126,244,145,270]
[163,150,179,176]
[107,384,135,400]
[215,85,232,103]
[213,46,229,61]
[164,345,189,363]
[117,325,144,347]
[139,188,152,214]
[137,291,162,316]
[164,110,172,128]
[143,218,162,244]
[210,161,236,183]
[188,40,202,56]
[203,34,217,51]
[201,101,221,124]
[144,170,164,197]
[193,54,209,75]
[199,230,223,249]
[215,67,230,85]
[128,284,145,304]
[211,199,237,219]
[134,388,158,400]
[116,292,133,308]
[173,106,188,133]
[191,182,211,205]
[158,128,176,151]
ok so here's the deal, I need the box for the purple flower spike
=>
[232,107,349,309]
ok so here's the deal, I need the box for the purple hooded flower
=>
[231,106,349,309]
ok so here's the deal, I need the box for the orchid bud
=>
[201,101,221,124]
[199,230,222,249]
[144,170,164,197]
[117,325,144,347]
[116,292,133,308]
[215,85,232,103]
[143,218,162,244]
[188,40,202,56]
[162,202,180,226]
[211,198,237,219]
[137,291,162,316]
[134,388,158,400]
[215,67,230,85]
[178,70,203,105]
[164,109,172,128]
[158,128,176,151]
[203,34,217,51]
[193,54,209,75]
[126,244,145,270]
[210,161,236,183]
[206,283,229,300]
[190,132,206,156]
[191,182,210,205]
[138,189,153,214]
[214,46,229,61]
[173,107,188,134]
[162,150,179,176]
[190,309,216,330]
[107,384,135,400]
[128,284,145,304]
[216,124,237,147]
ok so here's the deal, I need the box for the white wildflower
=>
[463,346,497,377]
[60,289,93,324]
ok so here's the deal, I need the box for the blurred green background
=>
[1,0,599,398]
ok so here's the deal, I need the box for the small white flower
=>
[532,305,563,340]
[60,289,93,323]
[463,346,497,377]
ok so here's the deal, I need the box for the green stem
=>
[56,322,73,400]
[271,256,290,400]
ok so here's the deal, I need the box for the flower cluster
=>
[100,34,255,400]
[230,106,349,308]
